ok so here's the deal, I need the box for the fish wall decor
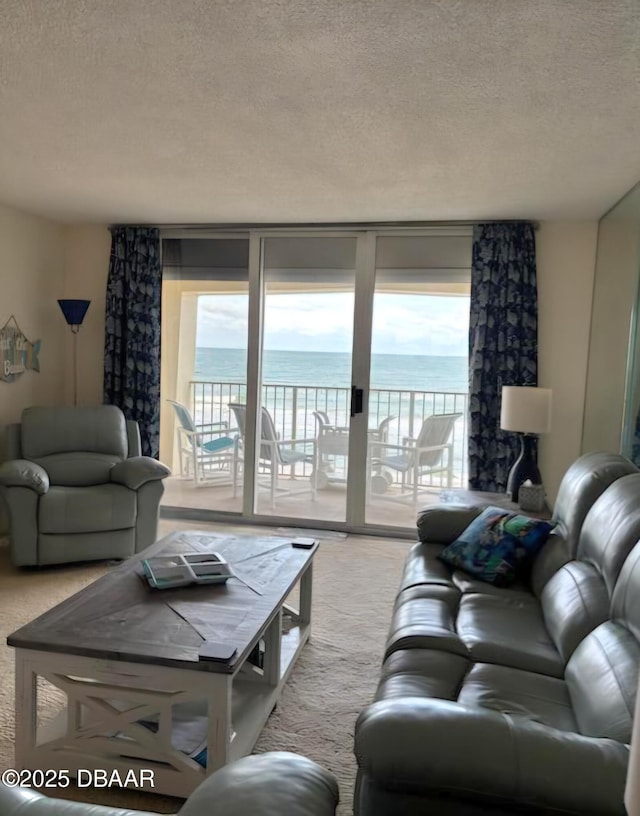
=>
[0,315,41,383]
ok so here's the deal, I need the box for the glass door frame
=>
[345,231,375,528]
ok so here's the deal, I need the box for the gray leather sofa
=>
[0,405,170,566]
[0,751,339,815]
[355,451,640,816]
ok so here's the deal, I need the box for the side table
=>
[439,488,552,520]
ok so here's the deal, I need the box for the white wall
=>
[0,203,67,531]
[536,221,599,501]
[0,216,111,431]
[62,226,111,405]
[0,204,67,448]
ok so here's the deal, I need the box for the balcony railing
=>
[190,380,468,487]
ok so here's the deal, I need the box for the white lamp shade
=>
[500,386,552,434]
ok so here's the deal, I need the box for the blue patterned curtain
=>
[104,227,162,458]
[468,222,538,492]
[632,416,640,467]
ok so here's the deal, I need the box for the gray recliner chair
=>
[0,405,170,567]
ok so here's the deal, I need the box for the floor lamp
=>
[500,385,552,502]
[57,299,91,407]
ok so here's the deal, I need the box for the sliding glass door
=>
[160,229,471,532]
[249,235,358,521]
[365,235,470,528]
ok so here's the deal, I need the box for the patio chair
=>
[368,412,462,504]
[312,410,349,489]
[230,403,317,508]
[167,399,236,487]
[368,414,397,457]
[311,412,397,489]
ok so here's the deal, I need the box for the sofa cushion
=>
[393,583,460,612]
[399,542,455,591]
[576,472,640,595]
[376,649,469,703]
[458,663,578,733]
[541,561,611,663]
[416,505,483,544]
[457,593,564,677]
[566,621,640,742]
[552,451,639,558]
[612,539,640,642]
[385,598,468,659]
[38,484,137,534]
[439,506,554,587]
[529,529,572,597]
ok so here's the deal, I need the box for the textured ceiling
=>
[1,0,639,225]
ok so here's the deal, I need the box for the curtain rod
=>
[110,219,540,231]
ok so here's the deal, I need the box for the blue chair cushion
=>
[202,437,235,453]
[438,505,555,587]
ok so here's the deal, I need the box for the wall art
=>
[0,315,41,382]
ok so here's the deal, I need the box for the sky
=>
[196,292,469,356]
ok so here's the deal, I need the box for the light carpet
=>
[0,520,412,815]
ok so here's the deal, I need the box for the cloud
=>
[372,296,469,355]
[264,293,355,341]
[196,295,249,347]
[196,292,469,356]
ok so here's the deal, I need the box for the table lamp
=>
[500,385,552,502]
[57,299,91,406]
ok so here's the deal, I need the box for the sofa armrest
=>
[355,699,628,815]
[416,505,482,543]
[180,752,339,816]
[0,460,49,494]
[110,456,171,490]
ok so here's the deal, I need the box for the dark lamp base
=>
[506,433,542,503]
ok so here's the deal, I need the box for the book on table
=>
[141,552,232,589]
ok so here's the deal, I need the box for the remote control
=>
[292,537,316,549]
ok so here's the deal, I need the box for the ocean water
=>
[192,347,469,480]
[194,348,468,393]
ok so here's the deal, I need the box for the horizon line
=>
[195,346,467,357]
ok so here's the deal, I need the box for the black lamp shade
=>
[58,299,91,326]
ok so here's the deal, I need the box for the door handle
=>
[350,386,364,417]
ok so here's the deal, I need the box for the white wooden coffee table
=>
[7,531,315,798]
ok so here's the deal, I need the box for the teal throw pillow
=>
[438,505,555,587]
